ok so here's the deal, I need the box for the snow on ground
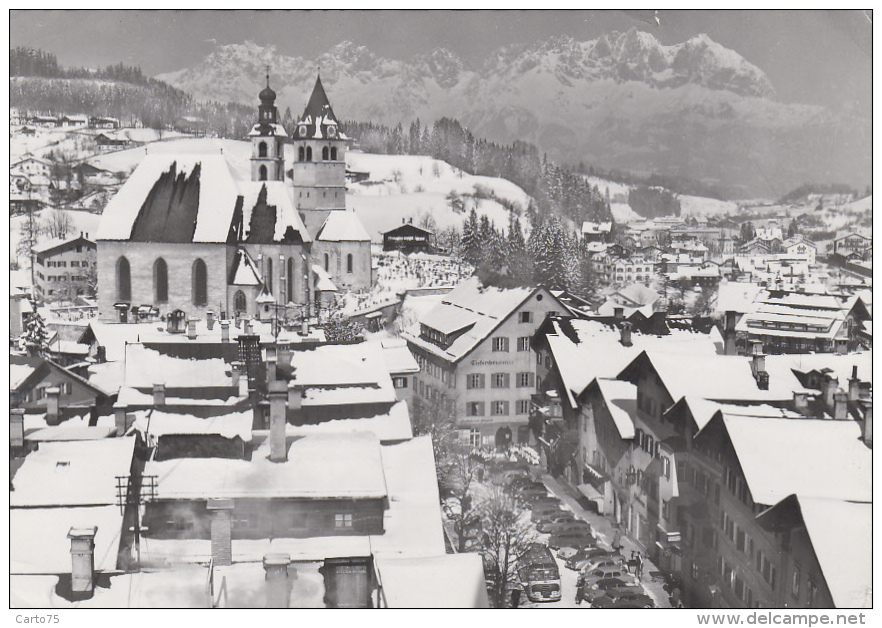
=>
[582,176,631,201]
[610,202,641,223]
[678,194,738,219]
[88,137,251,177]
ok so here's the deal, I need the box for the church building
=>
[95,75,372,322]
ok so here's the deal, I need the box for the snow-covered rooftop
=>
[146,431,387,500]
[231,248,263,286]
[135,409,254,443]
[283,400,413,442]
[237,180,311,243]
[11,362,37,389]
[722,415,872,506]
[375,554,489,608]
[592,378,637,439]
[11,438,136,507]
[10,506,124,575]
[380,339,419,374]
[289,342,393,388]
[316,209,371,242]
[123,343,231,389]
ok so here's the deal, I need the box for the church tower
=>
[286,75,348,237]
[250,71,285,182]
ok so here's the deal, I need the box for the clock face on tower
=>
[327,127,336,138]
[299,125,307,136]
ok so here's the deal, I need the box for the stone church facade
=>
[96,75,372,322]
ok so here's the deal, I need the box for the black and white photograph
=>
[6,8,873,618]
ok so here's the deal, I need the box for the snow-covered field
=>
[11,125,189,165]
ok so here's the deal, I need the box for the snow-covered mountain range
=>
[157,29,869,198]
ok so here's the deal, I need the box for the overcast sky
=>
[10,10,871,111]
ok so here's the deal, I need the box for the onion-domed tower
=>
[249,70,285,182]
[286,74,348,236]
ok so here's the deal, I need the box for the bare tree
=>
[439,440,482,553]
[478,487,538,608]
[41,208,74,240]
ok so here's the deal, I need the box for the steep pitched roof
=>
[292,75,346,141]
[316,210,371,242]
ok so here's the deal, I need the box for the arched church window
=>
[266,258,273,295]
[287,257,295,303]
[298,146,305,162]
[331,147,338,160]
[234,290,247,313]
[306,146,312,162]
[192,258,208,306]
[322,146,329,160]
[259,165,267,181]
[324,253,330,272]
[258,142,267,158]
[347,254,354,273]
[154,258,168,302]
[116,257,131,302]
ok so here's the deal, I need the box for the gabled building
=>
[33,234,96,302]
[11,354,112,421]
[403,277,566,448]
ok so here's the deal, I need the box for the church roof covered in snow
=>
[292,75,348,141]
[316,209,371,242]
[96,154,310,245]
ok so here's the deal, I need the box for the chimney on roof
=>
[263,553,295,608]
[206,498,234,567]
[45,386,61,425]
[620,321,633,347]
[265,355,277,386]
[822,375,839,410]
[861,401,872,447]
[152,383,166,407]
[220,320,230,343]
[113,402,129,437]
[613,306,624,321]
[833,391,849,420]
[244,317,254,335]
[300,318,309,336]
[68,526,97,595]
[10,408,25,449]
[793,390,809,413]
[231,361,242,387]
[187,317,198,340]
[287,379,303,425]
[848,366,860,402]
[269,380,288,462]
[206,311,216,331]
[750,340,765,375]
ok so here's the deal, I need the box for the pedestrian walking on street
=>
[636,553,644,579]
[612,528,622,551]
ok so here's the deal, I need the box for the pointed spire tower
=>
[250,67,285,182]
[287,74,349,237]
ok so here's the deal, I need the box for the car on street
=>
[545,520,592,535]
[580,565,634,585]
[556,547,582,560]
[514,483,549,499]
[578,578,644,604]
[565,548,617,570]
[535,513,576,532]
[548,532,595,550]
[518,544,562,603]
[592,589,655,609]
[531,504,567,521]
[530,497,562,510]
[579,556,626,575]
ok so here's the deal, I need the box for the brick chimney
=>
[206,311,216,331]
[114,402,129,437]
[287,380,303,425]
[300,318,309,336]
[269,380,288,462]
[45,386,61,425]
[833,391,849,420]
[244,317,254,335]
[263,553,295,608]
[187,317,198,340]
[823,375,839,410]
[793,390,809,414]
[861,401,872,447]
[619,321,633,347]
[613,307,624,321]
[220,320,230,343]
[10,408,25,449]
[68,526,98,594]
[206,498,234,566]
[848,366,860,402]
[265,355,277,386]
[153,382,166,407]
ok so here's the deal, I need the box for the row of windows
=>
[295,145,339,162]
[465,400,530,417]
[721,510,754,558]
[323,252,354,274]
[229,510,354,531]
[414,354,455,387]
[465,372,535,389]
[42,275,86,283]
[117,256,207,305]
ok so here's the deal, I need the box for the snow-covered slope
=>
[157,30,869,197]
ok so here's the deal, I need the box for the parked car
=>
[536,513,577,532]
[530,496,562,510]
[579,556,626,575]
[531,502,566,518]
[592,589,655,609]
[578,578,644,604]
[556,547,582,560]
[548,532,595,550]
[580,566,635,585]
[544,520,592,536]
[566,548,617,570]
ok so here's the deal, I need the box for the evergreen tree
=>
[460,208,482,266]
[504,214,531,285]
[22,305,48,356]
